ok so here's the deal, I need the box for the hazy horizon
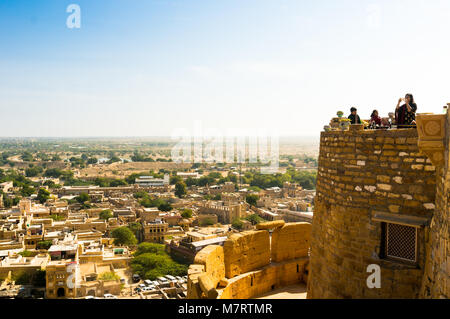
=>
[0,135,320,140]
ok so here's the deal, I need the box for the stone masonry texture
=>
[187,222,310,299]
[307,129,437,298]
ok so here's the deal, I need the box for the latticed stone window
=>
[384,223,418,263]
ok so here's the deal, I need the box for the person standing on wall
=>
[348,107,362,124]
[395,93,417,128]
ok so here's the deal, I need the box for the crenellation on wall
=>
[223,230,271,278]
[271,223,311,262]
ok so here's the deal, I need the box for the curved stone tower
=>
[307,115,449,299]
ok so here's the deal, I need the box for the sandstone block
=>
[194,245,225,287]
[224,230,270,278]
[198,274,219,299]
[256,220,285,230]
[271,222,311,262]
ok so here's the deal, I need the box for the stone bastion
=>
[308,112,449,299]
[187,220,311,299]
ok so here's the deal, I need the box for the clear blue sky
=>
[1,0,450,137]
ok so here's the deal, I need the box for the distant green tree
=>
[2,193,14,208]
[134,242,166,256]
[69,157,85,167]
[99,209,113,220]
[37,188,50,204]
[25,166,43,177]
[180,208,192,219]
[185,177,197,187]
[175,181,187,198]
[245,194,259,206]
[36,240,53,250]
[170,176,182,185]
[19,250,34,257]
[20,152,33,162]
[111,227,137,246]
[110,179,127,187]
[87,157,98,165]
[76,192,90,204]
[93,177,127,187]
[126,173,143,184]
[20,185,35,197]
[107,156,121,164]
[232,218,244,230]
[99,271,120,281]
[208,172,222,179]
[131,152,154,162]
[245,214,265,225]
[36,153,50,161]
[198,176,215,187]
[43,180,57,188]
[158,202,172,212]
[131,243,188,280]
[44,168,73,179]
[133,190,148,199]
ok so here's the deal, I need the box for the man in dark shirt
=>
[348,107,361,124]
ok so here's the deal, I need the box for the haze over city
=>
[1,0,450,137]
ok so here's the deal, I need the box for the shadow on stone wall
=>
[187,221,311,299]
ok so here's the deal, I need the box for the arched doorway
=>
[87,289,96,297]
[57,288,65,297]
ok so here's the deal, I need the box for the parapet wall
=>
[271,223,310,262]
[187,221,311,299]
[308,129,436,298]
[223,230,270,278]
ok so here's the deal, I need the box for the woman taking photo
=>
[395,94,417,128]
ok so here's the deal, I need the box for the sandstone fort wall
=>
[187,221,311,299]
[308,129,436,298]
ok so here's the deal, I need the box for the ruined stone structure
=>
[308,112,449,299]
[187,221,311,299]
[197,201,245,224]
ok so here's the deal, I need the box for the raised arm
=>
[396,97,402,110]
